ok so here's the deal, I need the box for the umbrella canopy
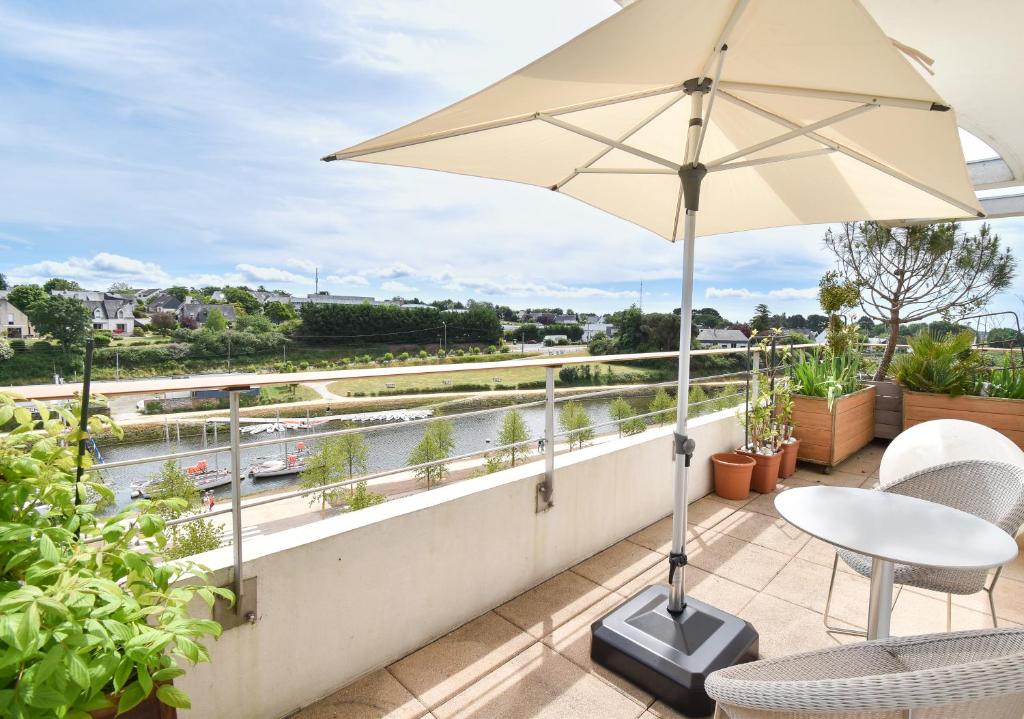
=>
[324,0,983,685]
[325,0,983,239]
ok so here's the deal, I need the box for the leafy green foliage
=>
[25,296,92,352]
[558,401,593,450]
[818,271,862,356]
[204,309,228,332]
[788,349,862,407]
[301,434,371,517]
[409,421,456,488]
[496,410,531,467]
[892,331,984,396]
[339,481,386,512]
[264,301,297,324]
[299,304,501,345]
[6,285,47,314]
[0,391,230,717]
[41,278,81,292]
[146,462,220,559]
[649,389,676,425]
[982,353,1024,399]
[608,398,633,437]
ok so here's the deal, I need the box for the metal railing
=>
[11,345,785,617]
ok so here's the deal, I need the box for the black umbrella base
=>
[591,584,758,717]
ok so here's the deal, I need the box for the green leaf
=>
[151,666,185,681]
[137,665,152,696]
[38,533,60,564]
[21,682,67,709]
[67,651,91,690]
[138,514,165,537]
[156,684,191,709]
[117,681,147,715]
[113,657,133,692]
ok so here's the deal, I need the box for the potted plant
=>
[0,391,232,718]
[788,348,876,470]
[895,330,1024,448]
[738,379,784,493]
[775,380,801,478]
[711,452,756,500]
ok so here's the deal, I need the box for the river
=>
[95,395,666,509]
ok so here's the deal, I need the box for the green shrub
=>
[31,340,52,353]
[9,339,26,352]
[892,331,983,396]
[788,349,862,406]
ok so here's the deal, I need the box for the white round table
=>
[775,486,1018,640]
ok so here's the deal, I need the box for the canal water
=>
[95,395,664,509]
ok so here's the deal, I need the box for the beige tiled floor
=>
[294,443,1024,719]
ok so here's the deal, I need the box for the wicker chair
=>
[823,460,1024,636]
[706,628,1024,719]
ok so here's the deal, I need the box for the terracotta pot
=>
[738,449,783,494]
[711,453,755,500]
[779,439,801,479]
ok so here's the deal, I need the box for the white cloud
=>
[284,258,318,273]
[235,263,309,284]
[9,253,169,285]
[364,263,415,280]
[706,287,817,301]
[381,280,417,293]
[324,274,369,287]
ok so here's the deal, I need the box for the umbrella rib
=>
[537,114,681,172]
[705,103,878,168]
[671,183,685,242]
[718,90,984,218]
[575,168,677,175]
[707,147,836,172]
[553,91,685,191]
[717,81,949,112]
[324,83,686,161]
[698,0,750,82]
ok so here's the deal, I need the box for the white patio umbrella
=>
[323,0,982,713]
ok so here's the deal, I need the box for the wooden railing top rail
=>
[4,344,818,401]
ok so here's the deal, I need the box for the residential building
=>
[542,334,569,344]
[147,293,184,314]
[255,291,293,305]
[83,297,136,335]
[0,291,33,338]
[178,303,237,325]
[400,303,432,310]
[52,289,109,302]
[696,328,749,348]
[290,294,376,309]
[582,321,614,341]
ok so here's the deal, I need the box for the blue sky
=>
[2,0,1024,324]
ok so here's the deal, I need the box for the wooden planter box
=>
[792,385,876,468]
[867,380,902,439]
[902,390,1024,449]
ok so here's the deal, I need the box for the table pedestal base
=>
[867,558,894,640]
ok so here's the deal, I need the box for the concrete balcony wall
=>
[178,409,745,719]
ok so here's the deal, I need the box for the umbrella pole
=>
[667,210,697,614]
[667,81,710,614]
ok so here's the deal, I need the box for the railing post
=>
[229,390,244,614]
[537,366,555,512]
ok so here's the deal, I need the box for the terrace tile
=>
[293,669,431,719]
[571,540,664,592]
[388,611,535,709]
[494,570,610,640]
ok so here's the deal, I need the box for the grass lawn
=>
[259,383,319,403]
[326,361,662,396]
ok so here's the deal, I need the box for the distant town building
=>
[178,303,237,325]
[582,322,614,341]
[543,334,569,345]
[147,293,184,314]
[696,328,749,349]
[255,291,293,305]
[289,294,388,309]
[0,290,34,339]
[52,290,111,302]
[400,303,432,310]
[83,296,136,335]
[209,290,227,303]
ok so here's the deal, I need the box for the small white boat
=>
[129,468,235,499]
[249,455,307,479]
